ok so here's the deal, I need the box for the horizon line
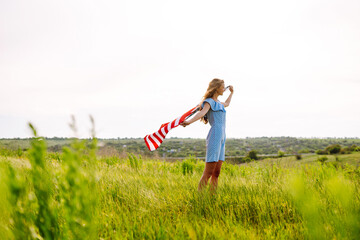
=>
[1,136,360,140]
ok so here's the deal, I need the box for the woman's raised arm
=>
[222,85,234,107]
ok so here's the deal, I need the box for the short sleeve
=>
[201,98,225,112]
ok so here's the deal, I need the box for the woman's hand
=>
[180,120,190,127]
[229,85,234,93]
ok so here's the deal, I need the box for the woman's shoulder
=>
[204,98,215,103]
[202,98,214,106]
[202,98,225,112]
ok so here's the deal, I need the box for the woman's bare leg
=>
[209,160,223,193]
[198,162,217,191]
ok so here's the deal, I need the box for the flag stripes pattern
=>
[144,105,199,151]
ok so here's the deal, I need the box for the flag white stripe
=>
[174,117,181,127]
[150,134,161,147]
[161,127,167,137]
[155,131,164,141]
[167,122,172,132]
[146,135,155,151]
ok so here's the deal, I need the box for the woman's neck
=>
[212,93,219,101]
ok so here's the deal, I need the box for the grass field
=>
[0,136,360,239]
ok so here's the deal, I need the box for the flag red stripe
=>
[148,135,159,149]
[153,133,162,144]
[144,135,152,151]
[164,124,169,134]
[158,130,165,138]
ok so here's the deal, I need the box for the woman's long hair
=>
[198,78,224,124]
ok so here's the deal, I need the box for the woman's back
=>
[201,98,226,129]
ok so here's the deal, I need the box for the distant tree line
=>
[1,137,360,159]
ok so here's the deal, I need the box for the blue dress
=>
[201,98,226,162]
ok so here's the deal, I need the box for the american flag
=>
[144,105,200,151]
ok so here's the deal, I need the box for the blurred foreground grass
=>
[1,131,360,239]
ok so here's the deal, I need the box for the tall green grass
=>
[0,119,99,240]
[0,124,359,239]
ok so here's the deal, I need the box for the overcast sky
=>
[1,0,359,139]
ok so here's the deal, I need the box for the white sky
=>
[1,0,359,139]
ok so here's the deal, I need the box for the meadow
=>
[0,128,360,239]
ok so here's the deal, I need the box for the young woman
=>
[180,78,234,191]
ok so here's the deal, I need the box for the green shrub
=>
[318,156,328,164]
[325,144,341,154]
[349,144,359,152]
[246,150,258,160]
[340,148,349,154]
[316,149,328,155]
[295,154,302,160]
[278,151,285,158]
